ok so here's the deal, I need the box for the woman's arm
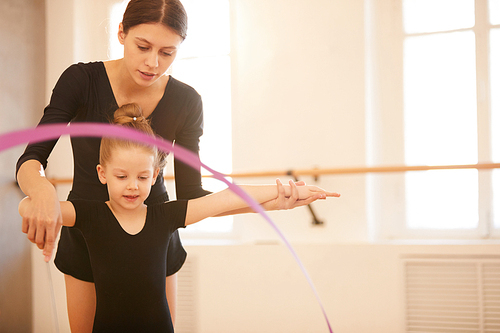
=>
[16,64,88,261]
[185,179,340,225]
[17,160,63,262]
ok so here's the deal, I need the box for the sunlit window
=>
[491,25,500,228]
[109,0,232,235]
[401,0,498,233]
[172,0,232,235]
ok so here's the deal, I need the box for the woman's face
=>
[119,23,183,87]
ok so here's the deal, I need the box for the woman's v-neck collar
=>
[100,61,171,120]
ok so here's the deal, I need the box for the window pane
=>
[403,0,474,34]
[494,170,500,229]
[404,32,478,166]
[491,28,500,229]
[172,56,232,233]
[492,29,500,162]
[109,0,128,60]
[406,170,479,229]
[171,56,232,175]
[403,31,478,230]
[179,0,230,58]
[490,0,500,24]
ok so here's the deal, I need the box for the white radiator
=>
[175,256,198,333]
[403,256,500,333]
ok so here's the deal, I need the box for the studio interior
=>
[0,0,499,332]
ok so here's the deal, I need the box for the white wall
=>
[29,0,500,332]
[0,0,45,332]
[184,243,499,333]
[229,0,369,244]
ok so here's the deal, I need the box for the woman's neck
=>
[104,59,169,117]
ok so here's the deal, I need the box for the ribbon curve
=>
[1,123,333,333]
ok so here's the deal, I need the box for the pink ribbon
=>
[2,123,333,332]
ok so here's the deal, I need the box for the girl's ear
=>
[152,168,160,186]
[97,164,107,184]
[118,22,126,45]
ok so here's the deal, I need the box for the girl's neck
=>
[106,201,148,235]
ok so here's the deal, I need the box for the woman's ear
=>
[118,22,126,45]
[97,165,107,184]
[152,168,160,186]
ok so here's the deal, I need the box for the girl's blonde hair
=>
[100,103,166,169]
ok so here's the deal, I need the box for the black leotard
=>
[16,62,211,281]
[70,199,188,333]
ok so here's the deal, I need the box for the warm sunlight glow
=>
[403,9,479,229]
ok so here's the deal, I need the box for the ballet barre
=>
[46,162,500,183]
[44,162,500,226]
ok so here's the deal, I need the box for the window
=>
[490,0,500,229]
[367,0,499,239]
[403,0,478,231]
[109,0,233,236]
[172,0,232,235]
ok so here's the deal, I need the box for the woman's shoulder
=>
[166,76,201,99]
[58,61,106,84]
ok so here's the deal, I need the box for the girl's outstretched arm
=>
[19,197,76,228]
[185,179,340,226]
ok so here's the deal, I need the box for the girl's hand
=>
[261,179,340,211]
[296,181,341,201]
[19,187,63,262]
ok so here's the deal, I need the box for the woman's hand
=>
[20,185,63,262]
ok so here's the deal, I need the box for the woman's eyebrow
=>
[135,37,178,50]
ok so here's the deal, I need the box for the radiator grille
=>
[175,256,198,333]
[404,258,500,333]
[483,263,500,333]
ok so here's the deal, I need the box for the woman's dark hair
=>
[122,0,188,40]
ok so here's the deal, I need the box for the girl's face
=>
[97,146,160,212]
[119,22,183,87]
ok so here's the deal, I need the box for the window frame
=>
[366,0,499,240]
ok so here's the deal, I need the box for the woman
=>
[16,0,210,331]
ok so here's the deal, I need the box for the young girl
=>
[19,104,340,332]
